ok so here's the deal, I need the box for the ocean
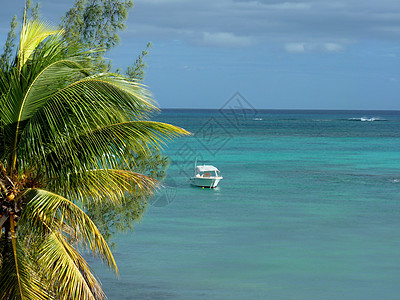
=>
[91,109,400,299]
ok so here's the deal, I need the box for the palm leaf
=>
[47,169,157,206]
[18,20,58,71]
[13,76,162,172]
[0,235,50,300]
[20,189,117,272]
[36,231,104,300]
[38,121,188,180]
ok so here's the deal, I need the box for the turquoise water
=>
[92,110,400,299]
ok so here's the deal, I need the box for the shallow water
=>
[92,109,400,299]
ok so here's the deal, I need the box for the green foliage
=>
[0,2,174,297]
[60,0,135,73]
[87,150,169,245]
[61,0,133,49]
[3,0,151,77]
[0,19,188,299]
[0,16,17,71]
[126,42,152,81]
[1,0,160,243]
[0,1,40,71]
[57,0,157,234]
[25,0,40,21]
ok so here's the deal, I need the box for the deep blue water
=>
[92,109,400,299]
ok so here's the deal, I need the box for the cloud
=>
[127,0,400,49]
[202,32,254,47]
[284,42,345,53]
[285,43,306,53]
[264,2,311,10]
[231,1,311,11]
[2,0,400,51]
[137,0,189,3]
[323,43,345,52]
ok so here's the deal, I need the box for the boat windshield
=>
[195,170,220,177]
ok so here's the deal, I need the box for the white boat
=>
[190,164,223,188]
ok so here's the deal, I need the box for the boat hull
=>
[190,177,222,188]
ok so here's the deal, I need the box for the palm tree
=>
[0,19,188,299]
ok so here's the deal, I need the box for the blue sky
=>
[1,0,400,109]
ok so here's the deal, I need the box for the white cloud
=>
[233,1,311,10]
[202,32,254,47]
[285,42,345,53]
[135,0,189,3]
[267,2,311,10]
[323,43,344,52]
[285,43,306,53]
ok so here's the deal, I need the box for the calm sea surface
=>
[91,109,400,299]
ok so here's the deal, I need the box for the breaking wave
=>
[347,117,387,122]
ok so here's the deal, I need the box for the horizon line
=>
[159,107,400,112]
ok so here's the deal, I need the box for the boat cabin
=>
[194,165,220,178]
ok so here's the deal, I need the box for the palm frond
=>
[18,20,58,71]
[36,231,104,300]
[14,76,167,172]
[20,189,117,272]
[38,121,189,180]
[0,235,51,300]
[1,18,190,300]
[47,169,157,206]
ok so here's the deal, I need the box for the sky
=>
[1,0,400,109]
